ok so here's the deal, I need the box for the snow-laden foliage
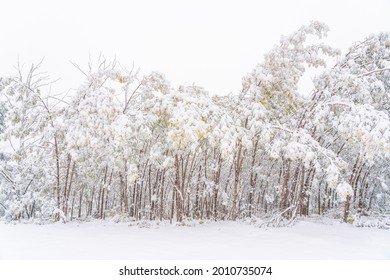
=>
[0,22,389,224]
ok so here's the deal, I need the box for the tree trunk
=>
[343,194,351,223]
[232,144,243,221]
[280,159,291,214]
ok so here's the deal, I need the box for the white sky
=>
[1,0,389,96]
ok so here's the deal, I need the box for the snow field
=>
[0,218,389,259]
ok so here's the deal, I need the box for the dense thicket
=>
[1,22,389,224]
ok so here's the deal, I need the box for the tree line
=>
[0,22,389,225]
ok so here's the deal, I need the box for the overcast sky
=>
[1,0,389,96]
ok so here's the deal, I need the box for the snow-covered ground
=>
[0,218,389,259]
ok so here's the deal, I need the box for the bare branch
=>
[359,68,390,77]
[70,61,88,77]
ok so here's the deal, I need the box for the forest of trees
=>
[0,22,389,225]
